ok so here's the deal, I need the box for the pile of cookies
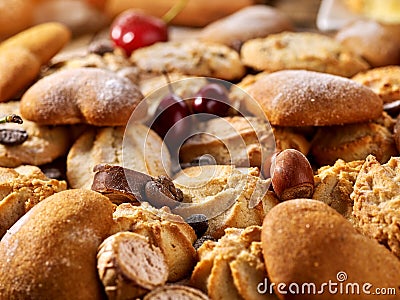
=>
[1,2,400,300]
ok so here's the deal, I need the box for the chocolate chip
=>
[88,39,114,56]
[144,176,183,209]
[384,100,400,118]
[185,214,208,238]
[0,129,28,145]
[193,235,216,250]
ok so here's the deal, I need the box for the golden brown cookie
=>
[173,165,278,238]
[199,5,293,50]
[67,125,170,189]
[335,19,400,67]
[352,66,400,104]
[247,70,383,126]
[20,67,144,126]
[352,155,400,258]
[241,31,369,77]
[191,226,276,300]
[0,22,71,102]
[131,40,245,81]
[179,116,275,168]
[0,189,114,300]
[110,202,197,282]
[262,199,400,300]
[0,101,70,167]
[313,159,364,220]
[0,165,67,237]
[311,118,397,166]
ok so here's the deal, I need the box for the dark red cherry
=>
[110,10,168,56]
[192,83,231,117]
[151,94,192,150]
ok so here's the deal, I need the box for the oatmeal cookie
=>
[351,155,400,258]
[131,40,245,81]
[241,32,369,77]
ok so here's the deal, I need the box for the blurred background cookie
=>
[241,31,369,77]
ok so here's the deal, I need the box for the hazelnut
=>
[271,149,314,201]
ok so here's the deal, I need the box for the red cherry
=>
[151,94,192,150]
[192,83,231,117]
[110,10,168,56]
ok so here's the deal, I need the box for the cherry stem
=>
[162,0,189,24]
[162,70,175,95]
[0,114,23,124]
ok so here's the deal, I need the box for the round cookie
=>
[67,125,170,189]
[247,70,383,126]
[335,19,400,67]
[20,67,144,126]
[241,31,369,77]
[311,119,397,166]
[0,101,70,167]
[130,40,245,81]
[199,5,293,50]
[352,66,400,104]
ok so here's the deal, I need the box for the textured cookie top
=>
[241,31,369,77]
[352,65,400,103]
[20,67,144,126]
[131,40,245,81]
[247,70,383,126]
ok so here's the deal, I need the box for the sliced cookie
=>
[241,31,369,77]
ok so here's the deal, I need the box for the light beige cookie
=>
[352,66,400,104]
[67,125,170,189]
[313,159,364,220]
[0,165,67,237]
[241,31,369,77]
[351,155,400,258]
[191,226,276,300]
[0,101,70,167]
[131,40,245,81]
[173,165,278,238]
[199,5,293,50]
[20,67,144,126]
[335,20,400,67]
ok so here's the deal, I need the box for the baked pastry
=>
[0,22,71,102]
[191,226,275,300]
[110,202,197,282]
[313,159,364,220]
[0,189,114,300]
[247,70,383,126]
[262,199,400,300]
[130,40,245,81]
[20,67,144,126]
[179,116,275,168]
[335,19,400,67]
[97,231,169,299]
[199,5,293,50]
[67,125,170,189]
[352,66,400,104]
[351,155,400,258]
[172,165,278,238]
[144,285,209,300]
[0,101,71,167]
[0,165,67,237]
[240,32,369,77]
[345,0,400,23]
[311,117,397,166]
